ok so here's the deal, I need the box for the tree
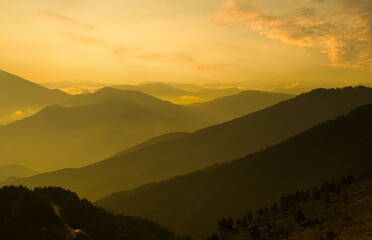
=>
[280,194,289,212]
[312,186,321,200]
[257,207,264,215]
[236,217,247,228]
[249,226,260,240]
[293,209,306,223]
[323,193,330,203]
[218,218,233,232]
[247,213,253,222]
[346,175,355,184]
[325,230,337,240]
[270,203,278,213]
[207,233,218,240]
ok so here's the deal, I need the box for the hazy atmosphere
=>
[0,1,372,240]
[1,0,371,89]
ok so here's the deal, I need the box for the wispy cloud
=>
[65,32,105,45]
[40,12,216,72]
[136,53,221,72]
[111,46,129,58]
[40,12,99,31]
[214,0,372,70]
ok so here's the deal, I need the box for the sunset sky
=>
[0,0,371,89]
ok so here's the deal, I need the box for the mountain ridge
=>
[96,102,372,239]
[3,86,372,201]
[0,70,70,125]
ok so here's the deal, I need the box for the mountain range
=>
[0,71,292,171]
[189,90,294,123]
[111,82,242,104]
[0,87,208,171]
[3,86,372,202]
[96,103,372,239]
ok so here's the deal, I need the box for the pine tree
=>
[312,186,321,200]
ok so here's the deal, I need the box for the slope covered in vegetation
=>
[0,186,182,240]
[211,173,372,240]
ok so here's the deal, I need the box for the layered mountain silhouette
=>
[0,71,292,171]
[117,132,190,156]
[0,164,37,182]
[96,103,372,239]
[190,90,293,123]
[0,186,182,240]
[111,82,242,104]
[0,88,208,171]
[64,87,292,124]
[0,70,69,124]
[4,87,372,202]
[112,82,191,99]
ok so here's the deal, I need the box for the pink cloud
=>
[214,0,372,70]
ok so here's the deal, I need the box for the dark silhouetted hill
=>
[4,87,372,202]
[0,186,182,240]
[96,103,372,239]
[0,70,69,124]
[210,173,372,240]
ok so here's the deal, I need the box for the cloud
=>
[40,11,217,72]
[40,12,99,30]
[180,95,200,100]
[65,32,105,45]
[214,0,372,70]
[60,86,101,95]
[111,46,129,57]
[136,53,221,72]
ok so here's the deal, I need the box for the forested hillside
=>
[210,173,372,240]
[0,186,183,240]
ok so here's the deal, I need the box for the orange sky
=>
[0,0,371,89]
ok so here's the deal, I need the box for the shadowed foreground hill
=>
[0,70,69,124]
[0,88,208,171]
[212,174,372,240]
[96,103,372,239]
[0,186,182,240]
[4,86,372,200]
